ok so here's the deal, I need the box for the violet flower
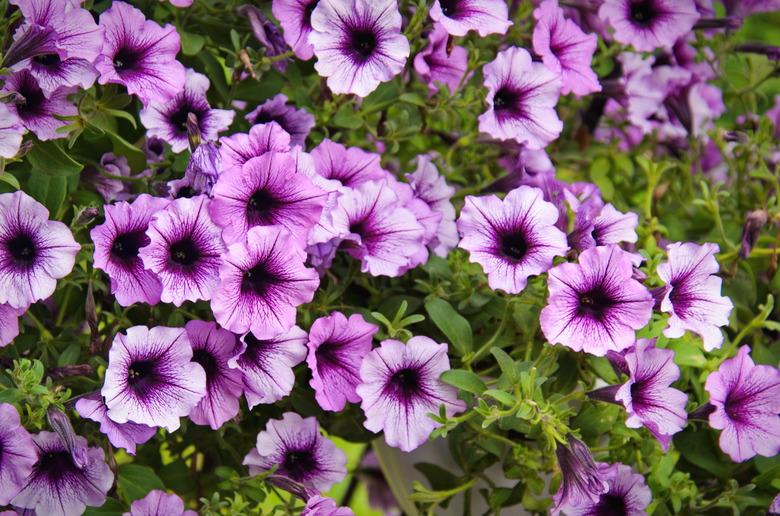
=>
[405,155,459,258]
[302,495,355,516]
[124,490,197,516]
[2,70,76,141]
[245,94,314,148]
[0,103,25,159]
[74,394,157,455]
[169,141,223,197]
[429,0,512,37]
[308,139,388,192]
[551,435,608,515]
[413,24,469,95]
[556,462,651,515]
[569,203,639,251]
[0,304,24,348]
[220,121,291,171]
[599,0,700,52]
[272,0,320,60]
[0,403,36,505]
[239,4,290,71]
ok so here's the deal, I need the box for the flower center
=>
[113,47,139,72]
[595,493,628,516]
[723,393,744,422]
[192,348,218,379]
[282,449,317,481]
[240,333,271,366]
[36,450,77,481]
[128,360,155,387]
[493,87,520,113]
[111,230,148,262]
[247,189,280,226]
[350,28,377,60]
[14,77,46,116]
[315,341,344,368]
[387,367,421,401]
[629,0,657,26]
[578,289,614,317]
[169,237,201,267]
[7,233,37,266]
[500,231,528,261]
[241,262,274,295]
[169,108,197,134]
[33,53,61,67]
[439,0,460,18]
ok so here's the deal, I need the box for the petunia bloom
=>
[95,1,186,105]
[557,462,652,515]
[272,0,320,60]
[124,490,197,516]
[169,141,223,197]
[91,194,170,306]
[307,311,377,412]
[211,226,320,338]
[657,242,733,351]
[356,336,466,452]
[405,155,458,257]
[533,0,601,97]
[228,326,308,408]
[309,0,410,97]
[0,190,80,309]
[140,195,225,305]
[429,0,512,37]
[705,346,780,462]
[540,245,654,356]
[458,186,568,294]
[302,495,355,516]
[478,46,563,149]
[101,325,207,432]
[0,304,25,348]
[219,121,291,172]
[598,0,700,52]
[75,394,156,455]
[0,403,36,505]
[2,70,76,141]
[413,24,469,95]
[245,94,314,148]
[185,320,243,430]
[0,101,25,159]
[551,435,608,515]
[243,412,347,491]
[308,139,388,192]
[569,203,639,251]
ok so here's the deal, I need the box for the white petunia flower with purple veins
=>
[478,46,563,149]
[0,303,25,348]
[657,242,733,351]
[557,462,652,515]
[0,103,25,159]
[309,0,410,97]
[551,435,608,515]
[540,245,654,356]
[211,226,320,338]
[405,155,458,258]
[74,394,157,456]
[101,325,207,432]
[219,121,291,172]
[91,194,170,307]
[245,94,314,148]
[243,412,347,491]
[413,23,469,96]
[308,139,388,192]
[228,326,308,408]
[0,190,80,309]
[124,490,197,516]
[598,0,700,52]
[0,403,36,505]
[356,336,466,452]
[458,186,569,294]
[140,195,225,306]
[94,2,186,105]
[272,0,320,60]
[2,70,76,141]
[389,177,443,273]
[569,203,639,251]
[705,346,780,462]
[306,311,378,412]
[140,69,234,153]
[429,0,512,37]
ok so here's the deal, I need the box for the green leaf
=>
[27,174,67,214]
[57,342,81,366]
[117,464,166,502]
[26,140,84,176]
[83,498,126,516]
[424,298,473,355]
[440,369,486,394]
[674,429,732,479]
[490,347,516,383]
[482,389,516,407]
[414,462,460,491]
[0,172,20,189]
[668,339,707,368]
[180,30,205,56]
[332,104,363,129]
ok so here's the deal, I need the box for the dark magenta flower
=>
[2,70,76,141]
[0,403,36,505]
[74,394,156,455]
[429,0,512,37]
[245,94,314,148]
[599,0,700,52]
[272,0,320,60]
[556,462,651,515]
[551,435,608,515]
[124,490,197,516]
[413,24,469,95]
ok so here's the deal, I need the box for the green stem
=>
[25,311,53,342]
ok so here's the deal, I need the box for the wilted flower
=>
[413,24,469,95]
[170,142,223,197]
[0,403,36,505]
[124,490,197,516]
[552,435,608,514]
[556,462,651,515]
[2,70,76,141]
[245,94,314,148]
[598,0,700,52]
[239,4,289,71]
[429,0,512,37]
[739,209,768,259]
[272,0,320,60]
[75,394,156,455]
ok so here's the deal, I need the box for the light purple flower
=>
[0,103,25,159]
[219,122,291,171]
[405,155,458,257]
[228,326,308,408]
[615,339,688,450]
[81,152,135,203]
[101,325,207,432]
[0,304,24,348]
[356,336,466,452]
[211,225,320,338]
[541,245,654,356]
[533,0,601,97]
[140,69,234,153]
[307,311,377,412]
[551,435,608,515]
[12,431,113,516]
[599,0,700,52]
[569,203,639,251]
[308,139,388,192]
[705,346,780,462]
[309,0,410,97]
[245,94,314,148]
[657,242,733,351]
[169,141,223,197]
[478,46,563,149]
[185,320,243,430]
[0,190,80,309]
[302,495,355,516]
[0,403,36,505]
[143,136,167,164]
[413,24,469,95]
[458,186,568,294]
[239,4,290,72]
[557,462,651,516]
[124,490,197,516]
[140,195,225,305]
[243,412,347,491]
[95,1,186,105]
[724,0,780,17]
[272,0,319,60]
[429,0,512,37]
[2,70,76,141]
[91,194,170,307]
[74,394,156,455]
[210,151,326,245]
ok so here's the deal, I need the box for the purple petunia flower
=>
[405,155,458,258]
[243,412,347,491]
[657,242,733,351]
[220,122,291,172]
[558,462,651,515]
[551,435,608,515]
[169,141,223,198]
[272,0,320,60]
[124,490,197,516]
[569,203,639,251]
[212,226,320,338]
[599,0,700,52]
[705,346,780,462]
[413,23,469,95]
[309,0,410,97]
[2,70,76,141]
[533,0,601,97]
[140,69,234,153]
[245,94,315,148]
[91,194,170,307]
[0,304,25,348]
[228,326,308,408]
[308,139,388,192]
[95,2,186,105]
[541,245,654,356]
[614,339,688,450]
[239,4,290,72]
[0,190,80,309]
[478,46,563,149]
[307,311,377,412]
[210,151,326,245]
[302,495,355,516]
[458,186,569,294]
[356,336,466,452]
[0,103,25,159]
[74,394,156,456]
[101,325,207,432]
[185,320,243,430]
[429,0,512,37]
[0,403,36,505]
[12,431,113,516]
[140,195,225,305]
